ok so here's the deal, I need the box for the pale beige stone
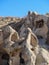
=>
[35,48,49,65]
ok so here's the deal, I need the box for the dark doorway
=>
[1,53,10,65]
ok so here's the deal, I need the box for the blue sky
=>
[0,0,49,17]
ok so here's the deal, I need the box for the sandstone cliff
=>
[0,11,49,65]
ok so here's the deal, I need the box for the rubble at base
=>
[0,11,49,65]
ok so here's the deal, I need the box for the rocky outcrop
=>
[0,11,49,65]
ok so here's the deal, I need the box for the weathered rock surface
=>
[0,11,49,65]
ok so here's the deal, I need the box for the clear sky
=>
[0,0,49,17]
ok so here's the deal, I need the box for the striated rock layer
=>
[0,11,49,65]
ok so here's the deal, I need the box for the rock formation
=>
[0,11,49,65]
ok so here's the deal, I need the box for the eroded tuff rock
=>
[0,11,49,65]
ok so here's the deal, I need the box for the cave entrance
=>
[0,49,10,65]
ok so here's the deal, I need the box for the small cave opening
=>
[19,52,25,65]
[1,53,10,65]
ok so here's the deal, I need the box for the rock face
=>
[33,19,48,39]
[0,11,49,65]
